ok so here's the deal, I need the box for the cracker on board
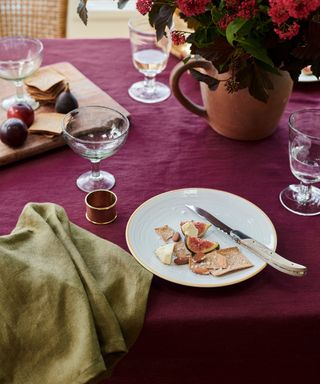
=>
[25,67,67,104]
[25,67,66,92]
[27,82,65,98]
[28,113,65,136]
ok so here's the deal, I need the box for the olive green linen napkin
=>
[0,203,152,384]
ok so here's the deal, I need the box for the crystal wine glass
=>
[62,106,130,192]
[279,109,320,216]
[128,13,172,103]
[0,37,43,110]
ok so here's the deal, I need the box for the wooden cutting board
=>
[0,62,130,167]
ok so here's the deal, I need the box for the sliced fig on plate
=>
[180,220,211,237]
[193,221,211,237]
[185,236,219,254]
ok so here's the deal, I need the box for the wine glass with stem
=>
[62,106,130,192]
[279,108,320,216]
[128,13,172,103]
[0,37,43,110]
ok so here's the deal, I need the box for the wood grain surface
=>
[0,62,130,166]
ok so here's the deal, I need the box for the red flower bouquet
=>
[78,0,320,102]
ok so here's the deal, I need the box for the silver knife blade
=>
[185,205,234,235]
[185,204,307,277]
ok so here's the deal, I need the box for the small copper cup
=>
[85,189,117,224]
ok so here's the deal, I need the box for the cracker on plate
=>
[189,246,253,276]
[174,241,191,258]
[154,224,175,242]
[208,247,253,276]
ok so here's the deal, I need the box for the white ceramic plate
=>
[126,188,277,287]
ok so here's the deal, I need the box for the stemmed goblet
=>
[62,106,130,192]
[279,109,320,216]
[128,13,172,103]
[0,37,43,110]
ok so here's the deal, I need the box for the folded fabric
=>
[0,203,153,384]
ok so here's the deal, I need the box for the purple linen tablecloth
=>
[1,39,320,384]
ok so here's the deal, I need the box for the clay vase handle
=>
[170,59,212,118]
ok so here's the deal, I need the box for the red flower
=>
[218,0,259,30]
[282,0,320,19]
[274,21,300,40]
[218,14,236,30]
[177,0,211,17]
[269,0,320,24]
[136,0,153,15]
[268,1,289,25]
[269,0,320,40]
[171,31,187,45]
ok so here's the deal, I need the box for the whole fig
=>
[55,83,79,114]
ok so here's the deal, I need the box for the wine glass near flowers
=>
[128,13,172,103]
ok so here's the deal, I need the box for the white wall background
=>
[67,0,137,38]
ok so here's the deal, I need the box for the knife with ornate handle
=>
[185,205,307,277]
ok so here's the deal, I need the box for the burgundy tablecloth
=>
[1,39,320,384]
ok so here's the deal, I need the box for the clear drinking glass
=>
[279,109,320,216]
[62,106,130,192]
[128,13,172,103]
[0,37,43,110]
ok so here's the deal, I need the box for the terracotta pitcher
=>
[170,60,293,140]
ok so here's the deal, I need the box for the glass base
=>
[2,94,40,111]
[128,81,170,103]
[76,170,115,192]
[279,184,320,216]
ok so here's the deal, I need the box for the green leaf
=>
[189,26,218,48]
[256,60,280,75]
[248,65,274,103]
[235,64,253,89]
[189,69,219,91]
[235,61,275,102]
[211,6,222,23]
[191,27,211,47]
[190,37,234,67]
[240,39,275,67]
[226,18,248,46]
[249,81,268,103]
[77,0,88,25]
[192,12,214,28]
[149,5,174,41]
